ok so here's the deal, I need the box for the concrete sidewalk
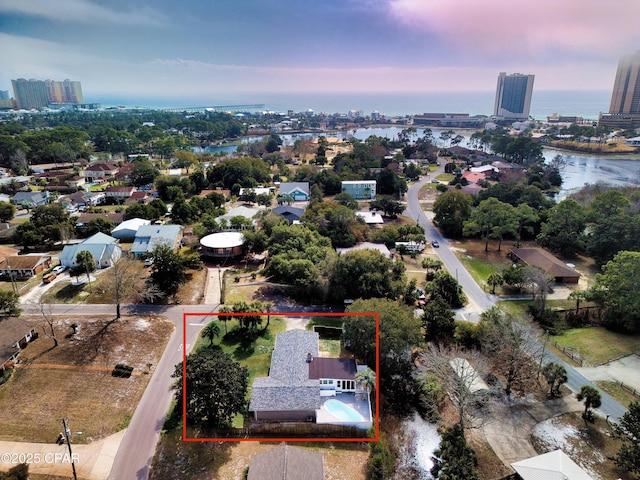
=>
[0,429,125,479]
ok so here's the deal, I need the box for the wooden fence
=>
[618,381,640,400]
[552,340,583,366]
[200,422,367,439]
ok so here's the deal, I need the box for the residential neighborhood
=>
[0,107,638,480]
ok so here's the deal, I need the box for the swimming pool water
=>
[324,399,365,422]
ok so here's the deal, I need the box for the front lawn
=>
[192,316,286,427]
[551,326,640,366]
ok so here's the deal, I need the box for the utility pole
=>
[62,418,78,480]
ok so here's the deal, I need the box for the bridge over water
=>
[160,104,265,113]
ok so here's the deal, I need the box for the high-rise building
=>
[493,72,535,120]
[599,51,640,129]
[11,78,84,109]
[46,79,84,104]
[11,79,50,110]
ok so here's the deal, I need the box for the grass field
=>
[551,326,640,366]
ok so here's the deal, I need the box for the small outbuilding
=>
[200,231,245,258]
[511,449,594,480]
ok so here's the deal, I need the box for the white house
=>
[111,218,151,240]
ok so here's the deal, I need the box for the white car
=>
[52,265,66,274]
[143,258,154,267]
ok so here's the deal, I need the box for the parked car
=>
[52,265,66,274]
[143,258,154,267]
[431,240,440,248]
[43,273,57,283]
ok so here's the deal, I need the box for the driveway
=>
[482,395,583,466]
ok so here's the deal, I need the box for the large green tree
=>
[591,251,640,333]
[343,298,421,415]
[433,190,472,238]
[430,423,479,480]
[537,199,586,257]
[149,243,188,295]
[0,290,21,318]
[422,293,455,345]
[463,197,516,252]
[171,350,248,427]
[331,249,400,301]
[614,401,640,475]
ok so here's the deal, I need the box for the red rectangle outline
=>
[182,311,380,443]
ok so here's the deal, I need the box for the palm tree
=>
[487,273,503,294]
[355,368,376,399]
[576,385,602,424]
[568,290,586,313]
[262,301,274,331]
[218,305,233,334]
[202,321,221,347]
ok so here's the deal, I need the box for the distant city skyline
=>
[0,1,638,103]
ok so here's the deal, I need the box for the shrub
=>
[112,363,134,378]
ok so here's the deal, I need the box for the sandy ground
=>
[482,394,583,468]
[577,354,640,392]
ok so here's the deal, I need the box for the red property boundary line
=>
[182,311,380,443]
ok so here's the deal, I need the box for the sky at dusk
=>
[1,0,639,105]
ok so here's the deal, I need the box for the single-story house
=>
[461,171,487,184]
[356,210,384,225]
[104,186,136,201]
[127,191,152,204]
[130,225,183,256]
[511,449,594,480]
[0,254,52,279]
[215,206,263,230]
[12,191,49,208]
[59,232,122,269]
[341,180,376,200]
[249,329,372,429]
[279,182,310,202]
[111,217,151,240]
[64,191,106,209]
[1,317,38,371]
[247,445,324,480]
[200,231,245,258]
[239,187,274,198]
[272,205,305,224]
[336,242,391,259]
[509,247,581,284]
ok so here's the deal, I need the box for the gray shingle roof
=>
[249,329,321,412]
[248,446,324,480]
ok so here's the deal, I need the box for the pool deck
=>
[316,392,372,427]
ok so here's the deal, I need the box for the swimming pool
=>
[324,399,365,423]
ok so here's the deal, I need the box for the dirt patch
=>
[175,267,207,304]
[0,315,174,443]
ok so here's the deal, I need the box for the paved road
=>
[404,176,628,422]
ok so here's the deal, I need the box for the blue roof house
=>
[59,232,122,269]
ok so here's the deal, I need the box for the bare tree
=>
[523,265,553,311]
[418,345,492,430]
[481,307,543,397]
[30,299,59,348]
[99,257,161,318]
